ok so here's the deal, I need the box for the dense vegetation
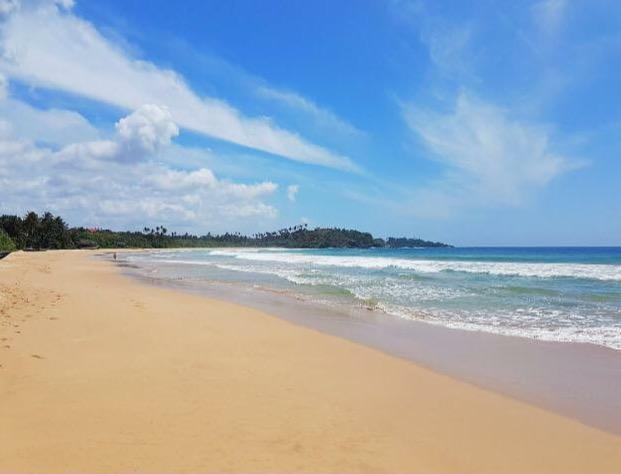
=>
[386,237,450,248]
[0,212,72,250]
[0,211,451,252]
[0,228,16,252]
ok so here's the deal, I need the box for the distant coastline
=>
[0,211,451,252]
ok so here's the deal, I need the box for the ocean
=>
[124,247,621,350]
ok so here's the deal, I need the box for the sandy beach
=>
[1,250,621,474]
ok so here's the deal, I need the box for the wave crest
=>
[207,250,621,281]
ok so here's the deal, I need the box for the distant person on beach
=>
[113,252,117,261]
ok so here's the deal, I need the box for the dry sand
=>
[1,250,621,474]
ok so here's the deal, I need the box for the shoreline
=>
[121,252,621,436]
[2,250,621,473]
[121,245,621,351]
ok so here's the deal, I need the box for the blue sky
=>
[0,0,619,245]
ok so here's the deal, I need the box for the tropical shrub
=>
[0,228,16,252]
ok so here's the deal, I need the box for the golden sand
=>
[1,250,620,473]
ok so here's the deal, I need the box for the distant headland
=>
[0,211,451,252]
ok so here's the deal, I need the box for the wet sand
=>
[2,250,621,473]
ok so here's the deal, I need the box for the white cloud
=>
[0,0,19,16]
[0,2,356,171]
[0,72,6,98]
[116,104,178,156]
[286,184,299,202]
[404,93,579,210]
[0,95,99,145]
[53,104,176,163]
[56,139,120,163]
[0,102,280,231]
[54,0,73,9]
[146,168,218,191]
[256,86,362,137]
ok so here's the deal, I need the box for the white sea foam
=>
[206,249,621,281]
[380,303,621,351]
[125,249,621,350]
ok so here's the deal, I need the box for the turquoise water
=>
[126,247,621,350]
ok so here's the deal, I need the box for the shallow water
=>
[125,247,621,350]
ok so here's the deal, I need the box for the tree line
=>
[0,211,451,253]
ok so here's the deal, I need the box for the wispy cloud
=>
[0,82,99,145]
[152,36,362,146]
[0,0,19,16]
[389,0,478,81]
[256,86,363,137]
[403,93,581,212]
[532,0,567,36]
[422,22,476,80]
[286,184,299,202]
[0,1,356,171]
[384,1,591,218]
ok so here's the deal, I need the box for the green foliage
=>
[0,212,73,250]
[0,228,16,252]
[65,225,380,249]
[386,237,451,248]
[249,226,376,248]
[0,211,451,250]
